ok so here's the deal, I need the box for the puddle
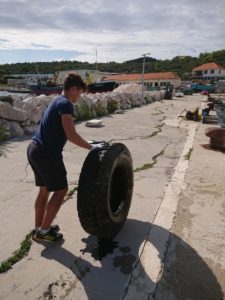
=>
[113,246,137,274]
[80,238,137,275]
[113,253,137,274]
[81,237,119,261]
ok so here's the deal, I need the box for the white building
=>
[104,72,181,89]
[192,62,225,81]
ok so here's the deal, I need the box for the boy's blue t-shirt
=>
[33,95,74,158]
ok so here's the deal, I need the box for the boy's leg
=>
[35,186,50,228]
[40,187,68,230]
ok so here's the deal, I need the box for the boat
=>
[28,82,63,96]
[28,78,118,96]
[28,68,63,96]
[87,80,118,93]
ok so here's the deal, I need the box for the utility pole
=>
[141,52,151,102]
[36,64,40,84]
[95,49,98,82]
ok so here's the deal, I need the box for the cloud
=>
[30,43,51,49]
[0,0,224,63]
[0,38,9,46]
[0,38,8,42]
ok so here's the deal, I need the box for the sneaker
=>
[34,228,63,242]
[32,224,60,237]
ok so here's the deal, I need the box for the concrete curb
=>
[123,122,198,299]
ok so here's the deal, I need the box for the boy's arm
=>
[61,114,92,150]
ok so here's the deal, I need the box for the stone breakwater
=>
[0,89,164,139]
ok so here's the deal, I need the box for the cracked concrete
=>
[123,123,198,299]
[155,115,225,300]
[1,94,224,299]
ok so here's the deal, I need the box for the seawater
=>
[0,91,31,97]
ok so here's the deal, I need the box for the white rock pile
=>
[113,83,145,93]
[0,86,164,139]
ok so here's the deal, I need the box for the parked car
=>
[179,85,193,95]
[201,90,209,95]
[175,90,184,97]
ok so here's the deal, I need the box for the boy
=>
[27,73,93,242]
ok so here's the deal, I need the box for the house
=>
[192,63,225,82]
[103,72,181,89]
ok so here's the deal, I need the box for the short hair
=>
[63,73,87,91]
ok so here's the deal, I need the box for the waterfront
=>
[0,90,31,97]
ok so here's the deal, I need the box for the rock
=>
[0,96,14,105]
[20,102,42,124]
[76,99,93,120]
[107,96,120,113]
[21,119,31,127]
[0,91,164,140]
[0,118,11,131]
[113,83,145,93]
[93,99,108,116]
[23,124,38,135]
[85,119,103,127]
[13,98,24,109]
[0,102,28,122]
[9,122,24,137]
[22,95,53,107]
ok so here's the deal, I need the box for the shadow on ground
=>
[41,219,224,300]
[0,135,32,157]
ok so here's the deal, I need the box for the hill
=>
[0,49,224,83]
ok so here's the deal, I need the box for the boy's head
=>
[63,73,87,92]
[63,73,87,102]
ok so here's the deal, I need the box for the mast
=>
[95,49,98,82]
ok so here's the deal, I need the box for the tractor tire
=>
[77,143,133,239]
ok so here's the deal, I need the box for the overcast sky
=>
[0,0,225,64]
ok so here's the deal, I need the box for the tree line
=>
[0,49,224,83]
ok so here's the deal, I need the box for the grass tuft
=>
[134,148,165,172]
[0,232,32,273]
[184,148,193,160]
[63,186,78,203]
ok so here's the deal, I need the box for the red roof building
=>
[104,72,181,89]
[192,62,225,81]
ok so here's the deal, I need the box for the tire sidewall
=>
[106,152,133,224]
[77,143,133,238]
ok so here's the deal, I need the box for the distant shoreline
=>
[0,86,30,94]
[0,90,31,97]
